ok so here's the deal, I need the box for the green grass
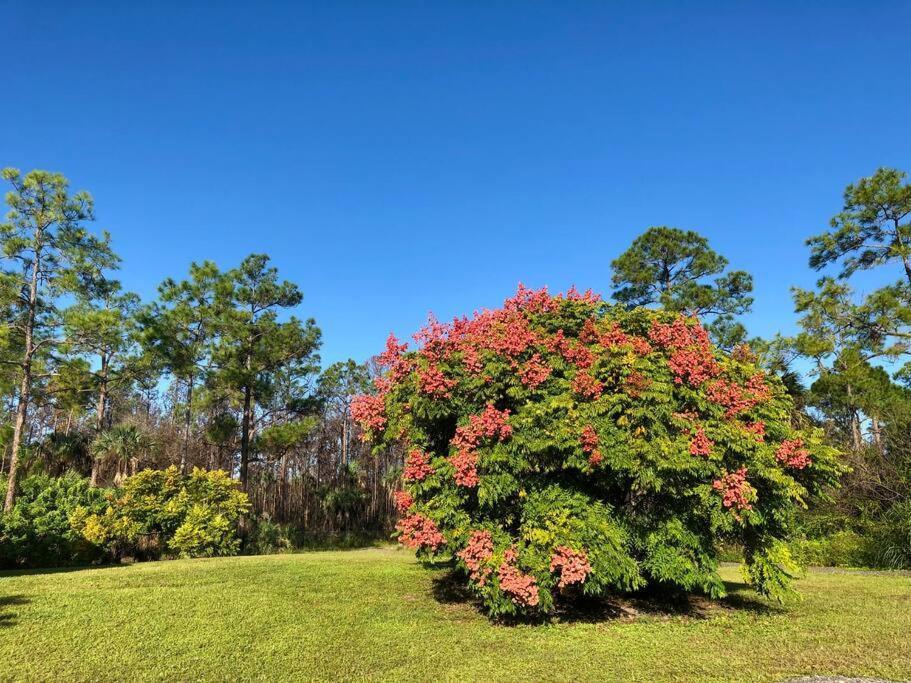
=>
[1,549,909,682]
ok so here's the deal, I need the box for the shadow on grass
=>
[0,595,30,628]
[430,570,783,625]
[0,562,125,579]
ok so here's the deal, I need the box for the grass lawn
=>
[1,548,909,682]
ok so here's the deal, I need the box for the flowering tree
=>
[353,285,840,617]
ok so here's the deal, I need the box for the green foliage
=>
[874,499,911,569]
[245,516,295,555]
[611,226,754,346]
[1,167,120,510]
[807,167,911,280]
[213,254,322,478]
[0,472,109,568]
[790,167,911,570]
[789,531,874,568]
[71,466,250,559]
[359,287,842,616]
[742,539,801,603]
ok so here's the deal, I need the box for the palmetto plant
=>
[92,425,155,486]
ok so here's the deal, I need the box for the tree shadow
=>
[429,570,783,625]
[0,595,30,629]
[0,562,124,578]
[431,570,479,606]
[715,580,785,615]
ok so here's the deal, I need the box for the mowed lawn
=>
[1,548,909,682]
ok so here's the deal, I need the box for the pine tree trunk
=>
[180,378,193,473]
[90,357,109,487]
[4,244,41,512]
[240,382,252,488]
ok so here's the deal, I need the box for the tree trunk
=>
[870,416,883,450]
[341,415,348,467]
[180,378,193,473]
[90,356,109,487]
[4,243,41,512]
[894,219,911,285]
[240,382,253,488]
[5,371,32,512]
[845,384,862,452]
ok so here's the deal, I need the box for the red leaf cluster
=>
[396,513,444,550]
[403,449,434,482]
[550,546,592,587]
[776,438,811,469]
[350,393,386,435]
[712,467,754,512]
[393,490,414,512]
[457,530,494,585]
[689,427,713,456]
[497,547,540,607]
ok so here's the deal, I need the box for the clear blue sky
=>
[3,1,910,366]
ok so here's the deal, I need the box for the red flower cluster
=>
[467,308,541,360]
[497,548,540,607]
[580,425,603,466]
[396,513,444,551]
[377,333,413,382]
[550,546,592,587]
[744,421,765,442]
[689,427,713,456]
[705,376,767,418]
[712,467,755,512]
[519,353,552,388]
[351,393,386,435]
[412,314,449,359]
[624,371,649,396]
[449,449,480,487]
[562,284,601,304]
[563,340,595,369]
[393,490,414,512]
[599,323,652,355]
[776,438,811,469]
[572,371,603,399]
[457,530,494,585]
[504,283,563,314]
[452,403,513,451]
[418,364,456,397]
[649,316,711,349]
[668,347,722,386]
[460,344,483,374]
[403,449,434,481]
[648,317,722,386]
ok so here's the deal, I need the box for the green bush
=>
[72,466,250,559]
[244,516,294,555]
[355,286,843,617]
[874,500,911,569]
[789,531,874,568]
[0,472,110,568]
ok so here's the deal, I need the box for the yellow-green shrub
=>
[72,466,250,559]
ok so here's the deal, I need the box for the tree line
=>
[0,165,909,564]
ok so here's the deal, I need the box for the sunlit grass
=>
[1,548,909,681]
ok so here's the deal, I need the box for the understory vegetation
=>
[0,165,909,598]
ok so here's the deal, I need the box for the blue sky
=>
[3,1,910,366]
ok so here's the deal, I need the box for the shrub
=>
[0,472,110,568]
[71,466,250,559]
[245,516,295,555]
[789,531,874,568]
[874,499,911,569]
[354,285,842,616]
